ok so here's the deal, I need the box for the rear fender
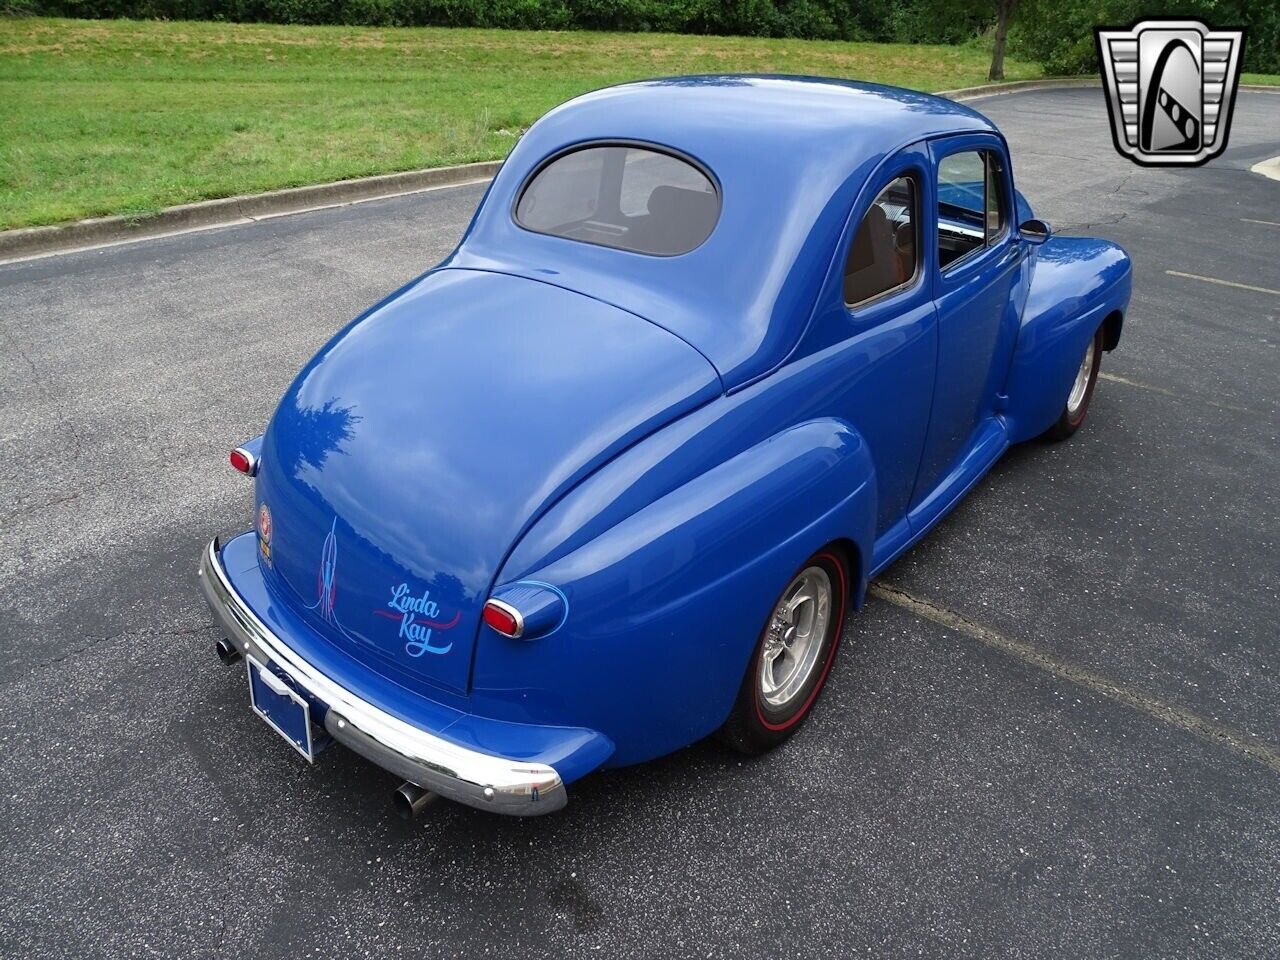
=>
[470,418,876,766]
[1003,236,1132,443]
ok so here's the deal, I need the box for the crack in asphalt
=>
[1060,211,1129,232]
[0,488,84,523]
[869,582,1280,775]
[0,324,52,408]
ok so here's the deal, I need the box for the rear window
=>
[514,144,719,256]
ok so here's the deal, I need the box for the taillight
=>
[482,600,523,639]
[482,583,568,641]
[230,447,258,476]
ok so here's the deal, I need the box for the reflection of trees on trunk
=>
[646,76,753,88]
[276,397,362,480]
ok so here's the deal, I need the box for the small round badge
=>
[258,503,272,543]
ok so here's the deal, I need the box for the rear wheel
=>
[1043,326,1104,441]
[718,549,848,754]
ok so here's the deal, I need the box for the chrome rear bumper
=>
[198,537,566,815]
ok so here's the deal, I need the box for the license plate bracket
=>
[247,656,314,762]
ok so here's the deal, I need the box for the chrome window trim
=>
[845,174,922,311]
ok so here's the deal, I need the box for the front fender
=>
[1003,236,1132,443]
[470,418,876,767]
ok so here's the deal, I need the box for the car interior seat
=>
[629,185,719,255]
[844,204,900,304]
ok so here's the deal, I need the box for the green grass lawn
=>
[0,17,1049,230]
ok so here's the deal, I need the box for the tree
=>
[989,0,1019,81]
[904,0,1022,82]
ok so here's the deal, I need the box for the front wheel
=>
[1043,326,1104,441]
[717,549,848,754]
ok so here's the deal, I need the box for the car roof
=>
[544,75,996,158]
[452,76,1001,389]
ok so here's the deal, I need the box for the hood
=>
[254,268,720,696]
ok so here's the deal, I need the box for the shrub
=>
[16,0,1278,75]
[1013,0,1279,76]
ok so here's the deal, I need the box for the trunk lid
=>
[254,268,720,696]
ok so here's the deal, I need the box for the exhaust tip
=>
[394,782,438,820]
[215,637,242,666]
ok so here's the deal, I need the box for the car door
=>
[821,142,938,548]
[908,134,1023,514]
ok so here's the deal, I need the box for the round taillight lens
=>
[482,600,523,638]
[229,448,256,475]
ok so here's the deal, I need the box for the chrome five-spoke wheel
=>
[1066,335,1097,418]
[759,566,832,710]
[719,548,847,754]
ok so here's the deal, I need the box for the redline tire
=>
[717,548,848,754]
[1043,326,1104,441]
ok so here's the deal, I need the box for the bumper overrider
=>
[198,537,567,815]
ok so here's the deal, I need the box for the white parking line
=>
[869,582,1280,774]
[1165,270,1280,296]
[1241,218,1280,228]
[1098,371,1177,398]
[1098,372,1256,415]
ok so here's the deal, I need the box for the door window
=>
[844,176,918,307]
[937,149,1006,269]
[984,151,1007,243]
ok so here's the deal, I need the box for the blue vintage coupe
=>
[200,77,1131,817]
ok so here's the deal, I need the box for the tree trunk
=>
[989,0,1018,81]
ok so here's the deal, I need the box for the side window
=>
[985,150,1007,243]
[937,149,1006,269]
[844,176,918,307]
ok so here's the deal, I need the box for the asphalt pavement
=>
[1,87,1278,959]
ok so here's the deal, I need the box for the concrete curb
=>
[937,76,1100,100]
[3,75,1276,263]
[0,161,501,263]
[941,77,1278,100]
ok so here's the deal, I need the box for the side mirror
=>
[1019,218,1052,245]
